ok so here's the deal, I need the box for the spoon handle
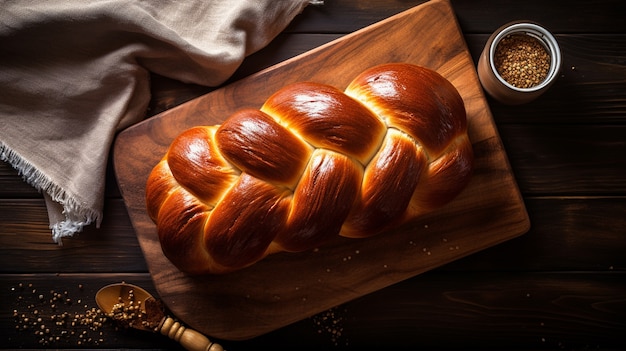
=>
[159,316,224,351]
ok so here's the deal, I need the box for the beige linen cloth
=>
[0,0,320,243]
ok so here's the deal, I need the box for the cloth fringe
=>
[0,141,101,244]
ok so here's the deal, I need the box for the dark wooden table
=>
[2,1,625,350]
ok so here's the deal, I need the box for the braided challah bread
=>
[146,63,473,275]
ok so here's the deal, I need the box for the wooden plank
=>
[0,162,41,198]
[0,273,169,349]
[336,271,626,350]
[450,0,626,34]
[2,272,624,349]
[287,0,626,33]
[285,0,626,34]
[500,125,626,195]
[113,0,529,340]
[443,196,626,271]
[0,158,121,199]
[240,273,626,350]
[0,199,146,274]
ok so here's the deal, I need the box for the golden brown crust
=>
[146,63,474,274]
[261,82,386,166]
[342,129,427,238]
[408,135,474,213]
[345,63,467,158]
[156,186,213,275]
[204,173,290,270]
[274,150,362,252]
[216,109,312,189]
[146,159,178,222]
[166,126,238,205]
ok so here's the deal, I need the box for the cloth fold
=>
[0,0,317,243]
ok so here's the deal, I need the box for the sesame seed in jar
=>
[494,34,551,89]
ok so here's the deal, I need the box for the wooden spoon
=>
[96,282,223,351]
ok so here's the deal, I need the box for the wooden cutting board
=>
[113,0,530,341]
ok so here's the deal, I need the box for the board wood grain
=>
[113,0,530,340]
